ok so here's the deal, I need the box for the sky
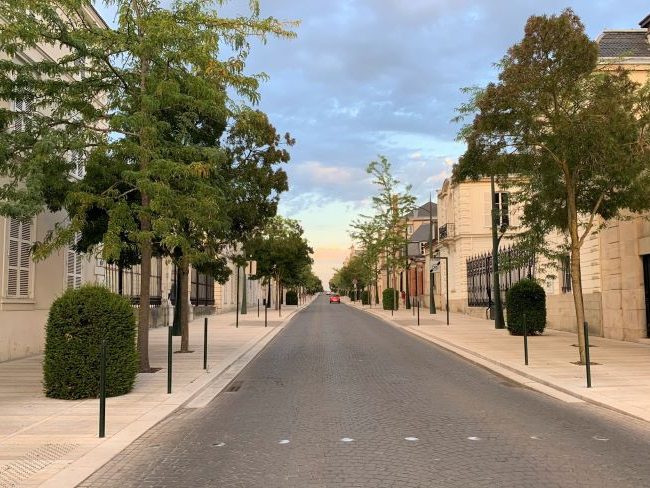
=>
[94,0,650,288]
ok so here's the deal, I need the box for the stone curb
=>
[345,302,650,424]
[39,301,312,488]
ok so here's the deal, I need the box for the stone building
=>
[433,15,650,342]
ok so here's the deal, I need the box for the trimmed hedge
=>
[348,290,356,301]
[382,288,398,310]
[506,279,546,336]
[44,285,138,399]
[361,290,370,305]
[286,290,298,305]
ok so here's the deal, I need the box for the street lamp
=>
[409,256,424,325]
[431,254,449,326]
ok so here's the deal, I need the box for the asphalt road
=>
[82,295,650,487]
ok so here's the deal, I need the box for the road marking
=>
[278,440,290,445]
[212,442,226,447]
[593,435,609,441]
[404,437,419,441]
[530,436,541,440]
[340,437,354,443]
[467,436,481,441]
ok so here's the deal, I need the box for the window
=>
[66,233,83,289]
[561,255,572,293]
[14,98,33,132]
[75,57,86,79]
[407,224,413,236]
[419,242,426,255]
[485,191,510,228]
[70,150,85,179]
[6,218,33,298]
[191,268,214,306]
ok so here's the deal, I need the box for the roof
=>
[598,30,650,58]
[406,201,437,221]
[409,223,433,243]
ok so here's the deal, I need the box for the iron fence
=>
[104,257,163,306]
[466,246,535,308]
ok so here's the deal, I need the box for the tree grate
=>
[0,443,78,487]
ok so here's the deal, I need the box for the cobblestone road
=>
[81,296,650,487]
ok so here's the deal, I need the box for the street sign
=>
[431,258,441,273]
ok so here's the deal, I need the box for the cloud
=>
[93,0,650,275]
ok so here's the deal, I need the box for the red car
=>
[329,294,341,303]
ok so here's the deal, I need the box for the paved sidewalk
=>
[345,299,650,423]
[0,302,306,487]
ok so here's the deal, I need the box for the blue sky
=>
[94,1,650,287]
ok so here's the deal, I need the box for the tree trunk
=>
[138,221,151,372]
[567,184,587,364]
[179,257,190,352]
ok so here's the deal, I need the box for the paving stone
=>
[81,296,650,487]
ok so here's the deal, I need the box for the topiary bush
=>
[348,290,356,301]
[285,290,298,305]
[361,290,370,305]
[44,285,138,399]
[506,279,546,336]
[382,288,398,310]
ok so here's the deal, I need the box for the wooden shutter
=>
[7,218,33,297]
[66,233,83,289]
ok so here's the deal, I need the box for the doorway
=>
[644,255,650,337]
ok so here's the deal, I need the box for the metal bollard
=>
[203,317,208,370]
[584,321,592,388]
[257,299,260,317]
[167,325,173,394]
[264,299,268,327]
[417,298,420,326]
[99,339,106,438]
[523,313,529,366]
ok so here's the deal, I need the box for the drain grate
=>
[225,380,243,392]
[0,443,78,487]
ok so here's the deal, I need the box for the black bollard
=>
[417,298,420,326]
[257,299,260,318]
[99,339,106,438]
[584,321,592,388]
[523,313,529,366]
[203,317,208,370]
[264,299,268,327]
[167,325,172,394]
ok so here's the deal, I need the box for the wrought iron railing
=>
[104,257,163,307]
[466,246,535,308]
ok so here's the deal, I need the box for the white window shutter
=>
[484,192,492,228]
[66,233,83,289]
[7,218,33,298]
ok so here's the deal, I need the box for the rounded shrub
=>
[361,290,370,305]
[382,288,398,310]
[44,285,138,399]
[506,279,546,336]
[348,290,356,301]
[285,290,298,305]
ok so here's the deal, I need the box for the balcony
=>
[438,223,455,240]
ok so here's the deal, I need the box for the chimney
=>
[639,14,650,43]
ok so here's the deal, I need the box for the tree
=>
[454,9,650,362]
[363,155,415,306]
[0,0,295,371]
[349,218,382,304]
[247,216,314,309]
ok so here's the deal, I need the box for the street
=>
[81,295,650,488]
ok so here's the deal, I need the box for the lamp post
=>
[428,193,436,314]
[431,254,449,326]
[491,175,506,329]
